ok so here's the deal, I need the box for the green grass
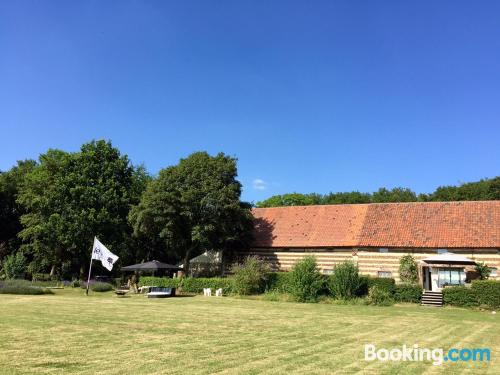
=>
[0,289,498,374]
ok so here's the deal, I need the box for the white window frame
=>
[378,271,392,278]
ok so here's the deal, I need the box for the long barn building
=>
[240,201,500,291]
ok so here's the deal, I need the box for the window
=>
[437,249,448,254]
[378,271,392,278]
[490,268,498,277]
[323,269,334,275]
[379,248,389,253]
[438,268,465,288]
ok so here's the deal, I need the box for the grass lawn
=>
[0,289,498,374]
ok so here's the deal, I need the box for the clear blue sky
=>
[1,1,499,203]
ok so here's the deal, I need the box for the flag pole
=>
[85,239,95,296]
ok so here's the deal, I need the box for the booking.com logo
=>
[364,344,491,366]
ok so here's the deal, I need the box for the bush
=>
[288,256,325,303]
[89,282,113,292]
[327,261,360,299]
[475,262,492,280]
[399,255,418,283]
[367,277,396,294]
[266,272,291,293]
[231,257,271,295]
[366,285,394,306]
[443,286,479,307]
[0,280,53,295]
[261,290,293,302]
[32,273,53,282]
[2,253,27,279]
[139,277,181,288]
[472,280,500,309]
[70,280,81,288]
[394,283,422,303]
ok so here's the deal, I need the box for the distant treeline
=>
[255,178,500,207]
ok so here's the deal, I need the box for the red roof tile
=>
[252,201,500,248]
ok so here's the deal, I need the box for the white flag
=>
[91,237,119,271]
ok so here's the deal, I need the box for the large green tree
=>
[129,152,253,274]
[255,193,322,208]
[0,160,37,261]
[18,140,145,277]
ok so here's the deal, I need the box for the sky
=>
[1,1,499,203]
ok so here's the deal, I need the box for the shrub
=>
[231,257,271,295]
[474,262,492,280]
[399,255,418,283]
[2,253,27,279]
[70,280,81,288]
[0,280,53,295]
[443,286,479,307]
[472,280,500,309]
[266,272,291,293]
[139,277,232,294]
[366,285,394,306]
[356,276,370,296]
[367,277,396,294]
[139,277,181,288]
[328,261,360,299]
[89,282,113,292]
[288,256,325,303]
[394,283,422,303]
[261,290,293,302]
[32,273,53,282]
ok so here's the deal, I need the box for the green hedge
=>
[139,277,232,294]
[472,280,500,309]
[357,276,395,296]
[393,283,422,303]
[443,286,479,308]
[139,277,181,288]
[368,277,396,293]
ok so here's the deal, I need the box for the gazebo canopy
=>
[421,252,476,265]
[121,260,181,271]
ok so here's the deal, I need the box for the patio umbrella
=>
[121,260,182,272]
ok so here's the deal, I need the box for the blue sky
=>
[1,1,499,203]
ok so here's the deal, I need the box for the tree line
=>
[255,178,500,208]
[1,139,498,279]
[0,140,252,279]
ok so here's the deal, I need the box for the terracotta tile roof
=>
[252,205,368,247]
[252,201,500,248]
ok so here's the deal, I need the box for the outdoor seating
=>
[146,287,176,298]
[203,288,212,296]
[215,288,222,297]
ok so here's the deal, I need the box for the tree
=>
[129,152,253,274]
[399,254,418,283]
[425,177,500,202]
[18,140,144,278]
[372,187,418,203]
[256,193,322,208]
[0,160,37,261]
[1,251,27,279]
[322,191,371,204]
